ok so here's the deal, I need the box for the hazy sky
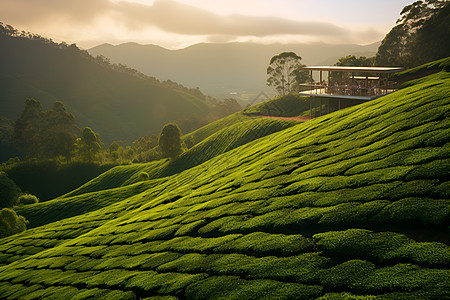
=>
[1,0,413,49]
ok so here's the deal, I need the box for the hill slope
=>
[0,26,210,143]
[0,68,449,299]
[89,41,379,101]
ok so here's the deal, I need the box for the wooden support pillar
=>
[310,97,312,119]
[378,76,381,96]
[320,99,323,116]
[320,71,322,84]
[328,71,331,86]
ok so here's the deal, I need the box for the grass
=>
[0,62,449,299]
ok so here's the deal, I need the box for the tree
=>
[330,55,375,84]
[375,0,448,67]
[12,99,44,158]
[107,141,121,162]
[0,208,28,238]
[412,2,450,66]
[267,52,309,96]
[158,123,185,159]
[76,127,103,162]
[42,101,80,159]
[12,99,80,159]
[0,172,20,208]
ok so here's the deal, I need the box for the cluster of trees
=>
[2,95,242,167]
[329,55,376,84]
[376,0,449,68]
[13,99,80,160]
[3,98,200,167]
[3,99,156,165]
[0,172,36,238]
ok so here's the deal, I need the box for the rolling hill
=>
[0,25,211,144]
[88,41,379,101]
[0,60,449,299]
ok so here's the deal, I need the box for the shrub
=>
[138,172,149,181]
[158,123,186,159]
[0,208,28,238]
[18,194,39,205]
[0,172,20,208]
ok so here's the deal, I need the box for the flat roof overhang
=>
[299,66,404,73]
[299,92,378,101]
[299,91,378,101]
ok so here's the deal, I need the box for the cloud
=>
[0,0,382,46]
[1,0,111,24]
[114,0,350,38]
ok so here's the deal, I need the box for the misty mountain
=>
[89,41,380,101]
[0,25,211,144]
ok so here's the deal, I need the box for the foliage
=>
[0,172,20,208]
[12,99,80,160]
[330,55,375,84]
[0,208,28,238]
[17,194,39,205]
[0,117,16,163]
[75,127,103,163]
[267,52,310,96]
[375,0,449,67]
[138,172,150,181]
[3,161,114,202]
[0,22,211,145]
[158,123,186,159]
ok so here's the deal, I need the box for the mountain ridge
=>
[0,24,211,144]
[89,41,381,101]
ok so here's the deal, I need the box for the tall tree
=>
[375,0,448,67]
[76,127,103,162]
[158,123,185,159]
[13,99,80,159]
[0,208,28,238]
[0,172,20,209]
[412,2,450,66]
[330,55,375,84]
[267,52,309,96]
[43,101,80,159]
[12,99,45,158]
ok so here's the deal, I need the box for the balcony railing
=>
[299,81,399,100]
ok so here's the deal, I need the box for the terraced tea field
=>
[0,63,449,299]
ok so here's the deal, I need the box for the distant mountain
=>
[89,41,380,101]
[0,25,211,144]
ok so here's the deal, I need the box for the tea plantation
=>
[0,63,449,299]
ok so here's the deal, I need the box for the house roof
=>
[299,66,404,73]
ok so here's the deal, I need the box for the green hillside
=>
[0,65,449,299]
[0,25,210,143]
[15,116,298,224]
